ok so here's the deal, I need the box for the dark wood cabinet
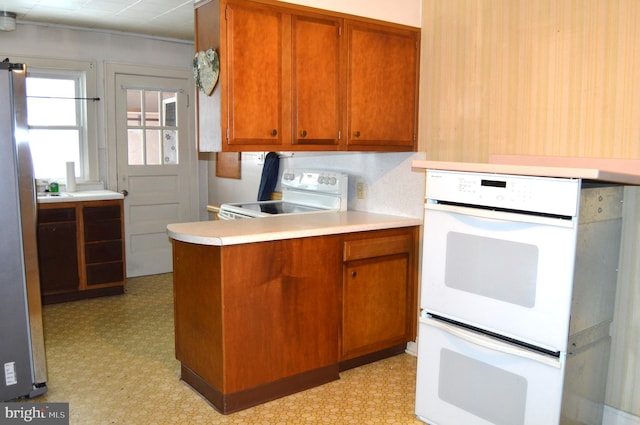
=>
[83,204,124,286]
[37,207,80,294]
[195,0,419,152]
[37,200,125,304]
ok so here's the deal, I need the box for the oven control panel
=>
[281,169,349,211]
[426,170,581,216]
[281,169,347,194]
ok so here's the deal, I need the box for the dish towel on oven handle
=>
[257,152,280,201]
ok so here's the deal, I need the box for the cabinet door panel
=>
[37,222,80,293]
[226,1,284,146]
[347,22,418,149]
[38,207,76,223]
[86,263,124,286]
[83,205,120,221]
[85,241,123,264]
[292,14,342,146]
[84,219,122,242]
[342,254,410,359]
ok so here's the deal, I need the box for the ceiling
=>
[2,0,195,41]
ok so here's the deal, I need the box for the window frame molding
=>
[13,56,99,183]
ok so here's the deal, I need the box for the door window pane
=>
[125,88,179,165]
[145,129,162,165]
[127,129,143,165]
[163,130,177,164]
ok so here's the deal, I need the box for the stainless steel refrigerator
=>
[0,60,48,401]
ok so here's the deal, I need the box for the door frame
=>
[104,62,199,275]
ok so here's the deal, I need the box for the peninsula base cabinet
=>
[37,200,126,304]
[171,226,418,414]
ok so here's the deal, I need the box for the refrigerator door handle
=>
[423,317,563,369]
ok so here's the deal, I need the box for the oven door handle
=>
[425,202,575,228]
[424,317,563,368]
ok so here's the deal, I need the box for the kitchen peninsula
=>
[167,211,421,413]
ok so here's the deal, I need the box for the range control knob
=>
[328,177,337,185]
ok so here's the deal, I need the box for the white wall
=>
[277,0,422,27]
[0,23,200,199]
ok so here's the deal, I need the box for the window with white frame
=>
[17,57,99,185]
[26,70,85,180]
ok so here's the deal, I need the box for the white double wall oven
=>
[415,169,624,425]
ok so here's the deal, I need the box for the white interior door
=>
[115,73,196,277]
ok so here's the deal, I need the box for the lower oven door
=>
[422,203,578,352]
[415,316,565,425]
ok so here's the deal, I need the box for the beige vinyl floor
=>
[32,273,424,425]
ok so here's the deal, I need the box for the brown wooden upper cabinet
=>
[224,1,285,149]
[292,14,342,148]
[345,21,419,151]
[194,0,419,152]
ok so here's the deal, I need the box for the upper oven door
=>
[422,203,579,352]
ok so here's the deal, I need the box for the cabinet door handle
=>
[351,271,357,278]
[300,129,307,138]
[354,131,361,138]
[271,129,278,137]
[120,189,128,197]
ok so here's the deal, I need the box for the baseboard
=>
[405,340,417,356]
[604,405,640,425]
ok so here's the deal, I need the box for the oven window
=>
[444,232,538,307]
[439,348,527,425]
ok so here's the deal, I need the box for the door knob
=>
[120,189,129,197]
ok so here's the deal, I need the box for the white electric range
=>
[218,169,348,220]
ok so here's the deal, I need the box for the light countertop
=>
[412,156,640,185]
[167,211,422,246]
[37,190,124,204]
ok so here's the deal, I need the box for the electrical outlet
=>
[356,182,365,199]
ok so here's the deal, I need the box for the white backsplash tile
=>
[209,151,426,219]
